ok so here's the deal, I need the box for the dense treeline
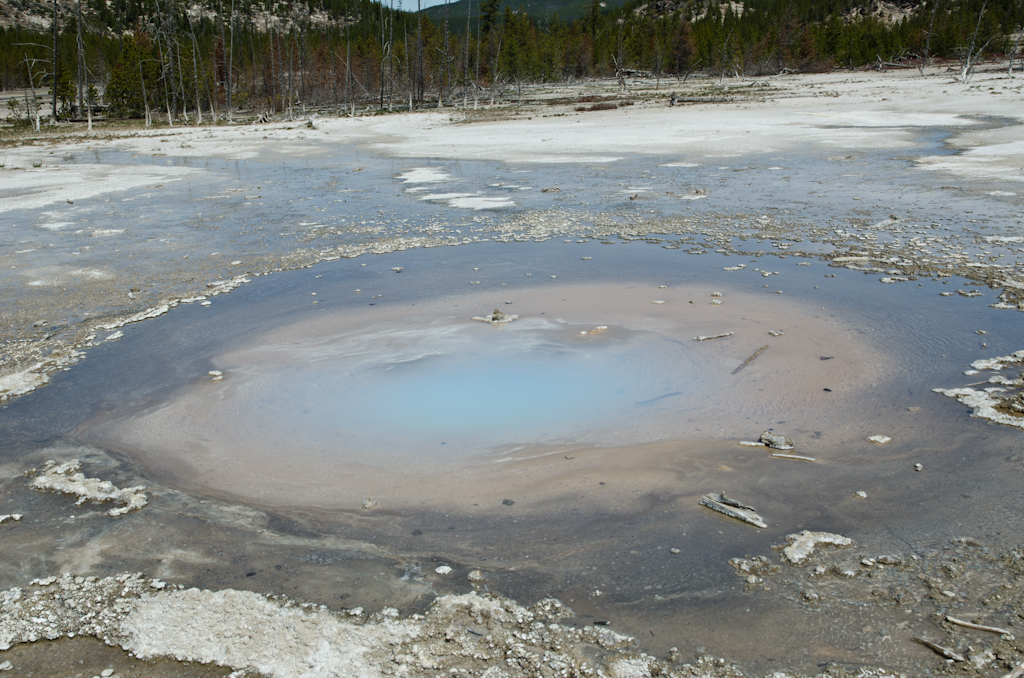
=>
[1,0,1022,123]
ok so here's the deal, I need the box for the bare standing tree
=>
[22,53,41,129]
[185,9,204,123]
[227,0,235,121]
[415,0,423,107]
[76,0,85,117]
[462,0,471,107]
[51,0,59,122]
[922,0,940,70]
[1010,25,1023,76]
[439,0,450,106]
[959,1,994,83]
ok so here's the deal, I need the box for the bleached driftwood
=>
[700,493,767,529]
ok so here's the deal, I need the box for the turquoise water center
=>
[88,282,883,506]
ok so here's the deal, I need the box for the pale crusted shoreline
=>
[0,572,906,678]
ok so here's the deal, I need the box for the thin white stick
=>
[946,615,1015,638]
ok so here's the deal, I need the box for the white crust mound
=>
[782,531,853,565]
[934,350,1024,430]
[0,573,670,678]
[30,460,148,517]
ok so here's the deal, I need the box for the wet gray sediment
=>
[2,105,1024,676]
[2,238,1024,676]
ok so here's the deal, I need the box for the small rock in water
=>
[362,498,377,509]
[768,330,784,337]
[467,570,485,582]
[759,430,795,451]
[867,435,891,444]
[502,499,515,506]
[472,309,518,325]
[391,267,403,273]
[434,565,453,575]
[914,463,924,472]
[855,491,867,498]
[670,548,681,554]
[0,662,12,672]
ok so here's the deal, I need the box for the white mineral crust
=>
[30,460,148,517]
[782,531,853,565]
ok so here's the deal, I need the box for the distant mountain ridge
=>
[422,0,625,26]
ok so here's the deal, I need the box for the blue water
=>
[348,352,623,434]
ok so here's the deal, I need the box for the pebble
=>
[0,661,12,672]
[102,669,115,677]
[362,498,377,509]
[435,566,453,575]
[391,267,403,273]
[915,463,923,471]
[467,570,484,582]
[670,548,680,554]
[855,491,867,498]
[867,435,891,444]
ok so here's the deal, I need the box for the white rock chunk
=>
[29,460,147,517]
[782,531,853,565]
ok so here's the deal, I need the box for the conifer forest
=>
[0,0,1022,122]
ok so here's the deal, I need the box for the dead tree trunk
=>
[960,1,990,83]
[439,0,450,107]
[1010,29,1023,76]
[227,0,234,121]
[76,0,84,116]
[51,0,58,122]
[462,0,471,107]
[923,0,939,68]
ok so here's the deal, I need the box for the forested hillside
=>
[1,0,1021,123]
